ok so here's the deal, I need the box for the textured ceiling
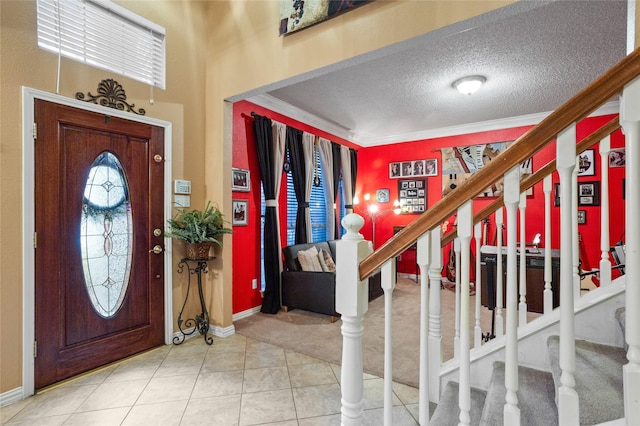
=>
[242,1,628,147]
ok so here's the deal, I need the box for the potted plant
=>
[166,201,233,260]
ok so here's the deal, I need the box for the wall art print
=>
[441,142,532,198]
[279,0,373,36]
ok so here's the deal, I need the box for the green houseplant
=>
[166,201,233,260]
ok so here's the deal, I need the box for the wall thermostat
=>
[174,179,191,195]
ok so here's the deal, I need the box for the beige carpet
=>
[234,277,496,388]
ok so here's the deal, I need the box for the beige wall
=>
[0,0,511,395]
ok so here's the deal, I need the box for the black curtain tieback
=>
[299,202,310,208]
[345,204,353,209]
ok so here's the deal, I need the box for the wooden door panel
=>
[34,100,165,389]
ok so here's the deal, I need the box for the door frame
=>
[21,87,174,398]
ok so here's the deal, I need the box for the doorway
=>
[22,88,173,395]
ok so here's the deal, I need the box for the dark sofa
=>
[281,240,383,322]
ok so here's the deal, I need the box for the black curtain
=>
[332,142,342,239]
[286,127,308,244]
[253,115,280,314]
[350,148,358,198]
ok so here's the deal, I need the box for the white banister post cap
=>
[341,213,364,240]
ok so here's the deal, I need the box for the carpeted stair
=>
[429,381,487,426]
[430,308,627,425]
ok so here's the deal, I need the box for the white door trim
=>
[21,87,174,398]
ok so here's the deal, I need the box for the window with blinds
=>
[37,0,166,89]
[286,158,328,245]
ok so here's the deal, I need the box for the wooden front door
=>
[34,100,165,389]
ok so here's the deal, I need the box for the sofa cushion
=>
[318,248,337,273]
[297,246,323,272]
[283,241,332,272]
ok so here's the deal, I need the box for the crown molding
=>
[247,94,620,148]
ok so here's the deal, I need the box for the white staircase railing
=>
[336,63,640,426]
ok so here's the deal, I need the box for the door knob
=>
[153,228,163,237]
[150,245,163,255]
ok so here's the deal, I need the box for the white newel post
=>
[621,78,640,424]
[474,222,482,348]
[417,232,431,426]
[381,259,397,426]
[557,124,579,425]
[457,201,473,426]
[518,193,528,326]
[503,166,521,426]
[495,208,505,338]
[543,175,553,314]
[428,226,443,404]
[336,214,370,426]
[599,135,612,287]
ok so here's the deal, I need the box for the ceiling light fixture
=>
[452,75,486,95]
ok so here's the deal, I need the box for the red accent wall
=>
[358,114,625,279]
[232,105,625,314]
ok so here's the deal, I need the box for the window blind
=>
[37,0,166,89]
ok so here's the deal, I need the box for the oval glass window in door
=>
[80,152,133,318]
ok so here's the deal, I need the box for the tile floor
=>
[1,334,422,425]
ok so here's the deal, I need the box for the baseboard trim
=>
[172,323,236,343]
[0,387,23,408]
[233,306,261,322]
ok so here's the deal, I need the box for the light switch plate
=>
[174,194,190,208]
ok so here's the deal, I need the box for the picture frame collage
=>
[389,159,438,179]
[232,167,250,226]
[398,179,427,214]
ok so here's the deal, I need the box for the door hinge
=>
[33,123,37,140]
[34,232,37,249]
[33,341,37,358]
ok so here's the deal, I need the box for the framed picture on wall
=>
[609,148,626,168]
[577,149,595,176]
[578,181,600,206]
[398,179,426,214]
[577,210,586,225]
[232,199,248,226]
[232,168,250,192]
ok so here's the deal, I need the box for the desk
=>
[173,257,215,345]
[480,246,560,314]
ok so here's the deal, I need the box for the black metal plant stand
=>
[173,257,215,345]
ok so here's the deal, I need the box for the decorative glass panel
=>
[81,152,133,318]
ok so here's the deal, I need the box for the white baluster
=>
[474,222,482,348]
[495,208,505,338]
[381,259,396,426]
[457,201,473,426]
[621,78,640,425]
[428,226,443,404]
[557,124,579,425]
[454,237,461,359]
[519,193,528,326]
[503,166,521,425]
[599,135,612,286]
[572,165,581,299]
[336,214,370,426]
[417,232,431,426]
[543,175,554,314]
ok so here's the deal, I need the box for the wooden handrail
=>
[440,116,620,247]
[359,46,640,280]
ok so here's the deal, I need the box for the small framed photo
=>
[577,149,595,176]
[578,181,600,206]
[232,199,248,226]
[412,160,425,176]
[232,168,250,192]
[389,162,401,178]
[401,162,413,177]
[577,210,586,225]
[424,159,438,176]
[376,189,390,203]
[609,148,626,168]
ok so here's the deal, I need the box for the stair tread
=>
[479,361,558,426]
[547,336,626,425]
[430,381,487,426]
